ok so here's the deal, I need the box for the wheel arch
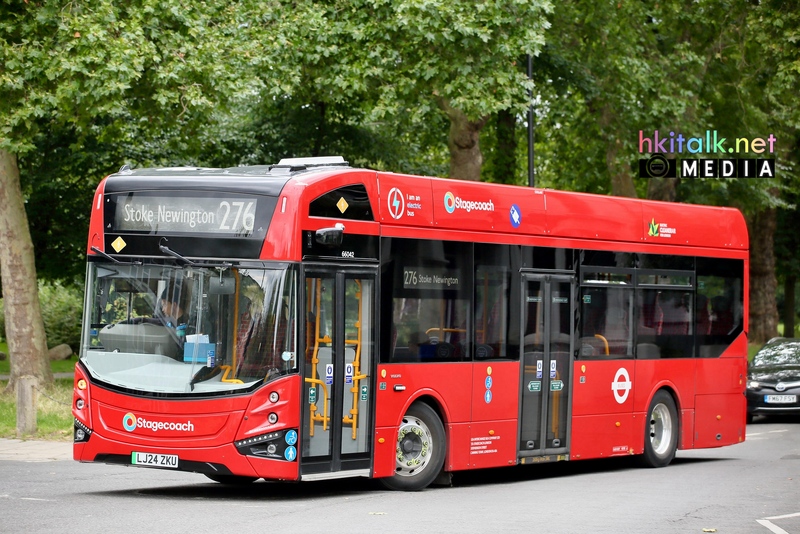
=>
[642,383,682,439]
[393,389,451,429]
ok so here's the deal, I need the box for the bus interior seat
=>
[475,344,494,360]
[435,341,455,360]
[579,336,604,357]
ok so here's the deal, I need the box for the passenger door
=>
[300,266,376,479]
[519,274,574,457]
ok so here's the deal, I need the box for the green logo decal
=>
[648,218,660,237]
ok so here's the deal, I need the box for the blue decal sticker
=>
[285,430,298,446]
[284,446,297,461]
[485,376,493,389]
[510,204,522,228]
[345,363,353,385]
[484,390,493,404]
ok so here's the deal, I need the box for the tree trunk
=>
[492,108,517,185]
[646,177,680,202]
[0,149,52,393]
[747,209,779,344]
[785,274,796,338]
[597,103,637,198]
[439,100,488,182]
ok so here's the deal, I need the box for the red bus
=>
[73,156,748,490]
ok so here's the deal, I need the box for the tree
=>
[529,1,799,344]
[0,150,51,387]
[0,1,267,392]
[379,0,552,181]
[265,0,551,181]
[776,188,800,338]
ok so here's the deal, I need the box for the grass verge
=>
[0,378,73,441]
[0,355,76,376]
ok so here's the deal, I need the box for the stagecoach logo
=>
[612,368,632,404]
[122,412,195,433]
[443,191,495,214]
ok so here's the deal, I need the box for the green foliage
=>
[38,282,84,351]
[529,0,791,205]
[0,282,83,351]
[1,1,268,154]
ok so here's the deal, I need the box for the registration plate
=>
[764,395,797,404]
[131,452,179,468]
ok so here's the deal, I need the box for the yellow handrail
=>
[220,365,243,384]
[595,334,610,355]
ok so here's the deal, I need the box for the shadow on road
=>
[83,452,732,502]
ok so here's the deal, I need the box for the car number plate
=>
[131,452,179,468]
[764,395,797,404]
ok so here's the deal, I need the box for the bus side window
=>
[386,238,471,363]
[696,258,744,358]
[637,289,694,359]
[579,286,633,359]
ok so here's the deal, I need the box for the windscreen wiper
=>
[158,239,232,269]
[90,246,142,265]
[158,241,196,266]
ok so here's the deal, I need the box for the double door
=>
[300,266,376,478]
[519,274,574,456]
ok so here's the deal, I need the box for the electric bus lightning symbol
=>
[388,188,404,220]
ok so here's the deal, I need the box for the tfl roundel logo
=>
[123,413,137,432]
[444,192,456,213]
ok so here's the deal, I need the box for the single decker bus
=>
[73,156,748,490]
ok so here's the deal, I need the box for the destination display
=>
[112,194,259,236]
[403,268,461,290]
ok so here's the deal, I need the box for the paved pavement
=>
[0,438,72,462]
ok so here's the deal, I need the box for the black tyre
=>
[380,402,446,491]
[641,390,679,468]
[204,474,258,484]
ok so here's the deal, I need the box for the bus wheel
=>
[380,402,446,491]
[641,390,678,468]
[204,474,258,484]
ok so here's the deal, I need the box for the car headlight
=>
[747,380,760,390]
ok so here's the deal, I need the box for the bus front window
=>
[80,262,297,394]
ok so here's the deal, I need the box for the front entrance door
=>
[300,266,376,478]
[519,274,574,456]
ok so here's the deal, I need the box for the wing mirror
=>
[315,223,345,247]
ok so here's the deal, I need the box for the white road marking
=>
[756,512,800,534]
